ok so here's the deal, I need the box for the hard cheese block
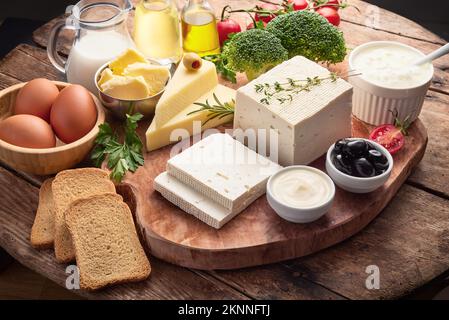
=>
[146,84,235,152]
[234,56,353,166]
[152,59,218,128]
[154,172,234,229]
[167,133,282,214]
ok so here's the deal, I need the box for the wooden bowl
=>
[0,81,105,175]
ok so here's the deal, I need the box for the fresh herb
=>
[91,113,144,182]
[389,109,411,136]
[203,53,237,83]
[254,72,338,105]
[188,94,235,126]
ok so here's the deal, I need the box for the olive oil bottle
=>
[181,0,220,57]
[134,0,182,64]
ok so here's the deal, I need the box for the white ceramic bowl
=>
[348,41,434,126]
[325,138,393,193]
[267,166,335,223]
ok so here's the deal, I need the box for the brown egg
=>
[50,85,98,144]
[0,115,56,148]
[15,78,59,122]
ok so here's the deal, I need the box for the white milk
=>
[66,30,133,93]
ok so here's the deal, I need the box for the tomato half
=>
[369,124,405,155]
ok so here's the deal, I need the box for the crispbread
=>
[30,178,55,249]
[65,193,151,290]
[52,168,115,263]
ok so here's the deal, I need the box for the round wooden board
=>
[122,117,427,270]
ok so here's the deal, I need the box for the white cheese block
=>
[154,172,235,229]
[167,133,282,214]
[234,56,353,166]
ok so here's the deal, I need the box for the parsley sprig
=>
[91,113,145,182]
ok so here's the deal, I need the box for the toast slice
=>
[30,178,55,249]
[52,168,116,263]
[65,193,151,290]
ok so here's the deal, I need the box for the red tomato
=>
[247,20,268,30]
[316,7,340,26]
[369,124,405,155]
[313,0,340,10]
[288,0,308,11]
[217,19,241,46]
[255,3,278,23]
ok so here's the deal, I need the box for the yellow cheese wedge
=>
[101,75,150,100]
[153,59,218,128]
[124,62,170,96]
[109,48,148,75]
[146,84,235,151]
[97,68,114,87]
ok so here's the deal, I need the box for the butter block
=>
[167,133,282,214]
[146,84,235,152]
[97,68,114,87]
[153,59,218,128]
[109,48,147,75]
[234,56,353,166]
[101,75,150,100]
[124,62,170,96]
[154,172,234,229]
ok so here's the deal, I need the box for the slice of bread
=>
[65,193,151,290]
[52,168,116,263]
[30,178,55,249]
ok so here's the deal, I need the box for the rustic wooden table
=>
[0,0,448,300]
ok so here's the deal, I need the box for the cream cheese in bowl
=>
[352,43,432,89]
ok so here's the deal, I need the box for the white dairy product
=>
[270,167,333,208]
[66,30,133,92]
[352,43,432,89]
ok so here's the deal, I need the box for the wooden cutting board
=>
[121,117,427,270]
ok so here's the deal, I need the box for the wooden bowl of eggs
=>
[0,79,105,175]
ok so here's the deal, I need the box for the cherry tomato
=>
[217,19,241,46]
[313,0,340,10]
[288,0,308,10]
[255,3,278,23]
[316,7,340,26]
[247,20,268,30]
[369,124,405,155]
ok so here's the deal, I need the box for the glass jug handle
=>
[47,19,69,74]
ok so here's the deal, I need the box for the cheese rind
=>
[167,133,282,213]
[154,172,235,229]
[234,56,353,166]
[145,84,235,151]
[153,59,218,127]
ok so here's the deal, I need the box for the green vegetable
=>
[222,29,288,81]
[91,113,144,182]
[265,10,346,63]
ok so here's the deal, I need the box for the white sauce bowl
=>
[267,166,335,223]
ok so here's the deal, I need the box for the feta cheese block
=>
[154,172,235,229]
[167,133,282,214]
[234,56,353,166]
[146,84,235,151]
[152,59,218,128]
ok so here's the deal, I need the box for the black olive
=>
[346,140,369,158]
[333,139,349,153]
[375,168,387,175]
[333,154,353,175]
[353,157,376,177]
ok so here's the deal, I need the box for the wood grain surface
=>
[0,0,448,299]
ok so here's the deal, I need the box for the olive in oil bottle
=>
[181,0,220,57]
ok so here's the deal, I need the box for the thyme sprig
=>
[188,94,235,125]
[255,72,339,105]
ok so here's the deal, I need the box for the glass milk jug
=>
[47,0,134,93]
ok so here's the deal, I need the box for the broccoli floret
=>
[265,10,346,64]
[222,29,288,80]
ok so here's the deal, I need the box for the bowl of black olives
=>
[326,138,393,193]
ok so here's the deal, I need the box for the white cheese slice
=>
[234,56,353,166]
[154,172,235,229]
[167,133,282,213]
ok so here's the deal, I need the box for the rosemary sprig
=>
[188,94,235,125]
[255,72,340,105]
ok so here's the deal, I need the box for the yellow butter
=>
[101,75,150,100]
[97,68,114,87]
[124,62,170,96]
[109,48,148,75]
[153,59,218,128]
[146,84,235,151]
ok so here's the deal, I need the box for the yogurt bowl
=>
[349,41,434,125]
